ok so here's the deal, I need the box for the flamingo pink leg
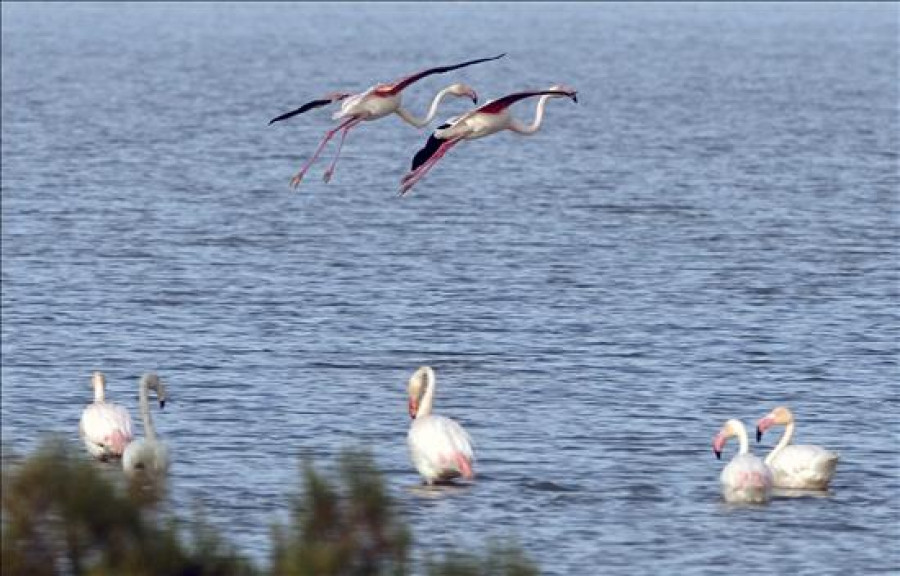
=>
[290,116,360,189]
[399,138,462,196]
[322,117,364,184]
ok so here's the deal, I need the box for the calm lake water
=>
[2,3,898,574]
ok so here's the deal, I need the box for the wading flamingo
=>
[398,84,578,196]
[756,406,839,490]
[406,366,474,484]
[713,419,773,504]
[269,54,506,188]
[79,371,134,460]
[123,373,170,477]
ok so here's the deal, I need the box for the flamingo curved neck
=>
[138,379,156,442]
[765,421,794,465]
[416,371,436,418]
[508,94,554,135]
[396,87,456,128]
[735,423,750,455]
[93,381,105,402]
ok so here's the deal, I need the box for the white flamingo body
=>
[332,88,401,122]
[766,445,839,490]
[406,366,475,484]
[268,54,505,188]
[79,372,134,460]
[123,437,170,477]
[408,415,474,483]
[399,85,578,196]
[757,407,839,490]
[713,419,773,504]
[122,373,169,477]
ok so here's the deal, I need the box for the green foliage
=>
[2,439,538,576]
[1,438,255,576]
[270,452,411,576]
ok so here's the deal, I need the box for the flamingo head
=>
[548,84,578,103]
[407,366,434,420]
[756,406,792,442]
[142,373,167,409]
[712,419,740,460]
[448,83,478,104]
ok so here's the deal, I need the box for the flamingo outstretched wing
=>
[388,53,506,95]
[269,93,350,125]
[477,89,577,115]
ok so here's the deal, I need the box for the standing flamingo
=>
[712,419,773,504]
[269,54,506,188]
[79,371,134,460]
[123,373,169,477]
[406,366,475,485]
[756,406,839,490]
[398,84,578,196]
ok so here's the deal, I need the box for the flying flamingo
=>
[269,54,506,188]
[79,371,134,460]
[713,419,774,504]
[756,406,839,490]
[406,366,475,485]
[398,84,578,196]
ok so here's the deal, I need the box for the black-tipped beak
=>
[471,95,478,104]
[714,449,722,460]
[756,427,763,443]
[572,93,578,103]
[159,400,166,409]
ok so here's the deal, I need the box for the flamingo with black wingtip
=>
[398,85,578,197]
[269,54,506,188]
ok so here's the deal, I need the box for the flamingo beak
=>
[469,90,478,104]
[756,415,774,442]
[159,399,166,409]
[408,399,418,419]
[712,433,726,460]
[571,92,578,103]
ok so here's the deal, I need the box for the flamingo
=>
[398,84,578,196]
[269,54,506,188]
[712,419,773,504]
[756,406,839,490]
[406,366,475,484]
[123,373,170,477]
[79,371,134,460]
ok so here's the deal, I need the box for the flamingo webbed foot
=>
[290,172,305,189]
[322,169,334,184]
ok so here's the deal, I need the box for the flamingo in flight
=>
[398,84,578,196]
[269,54,506,188]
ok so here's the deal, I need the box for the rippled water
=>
[2,3,899,574]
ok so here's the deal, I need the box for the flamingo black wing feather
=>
[411,123,452,171]
[268,98,333,125]
[390,53,506,95]
[477,90,574,115]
